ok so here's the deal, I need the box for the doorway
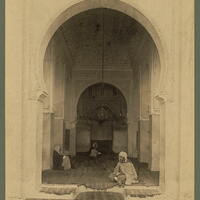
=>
[76,83,128,155]
[42,7,160,189]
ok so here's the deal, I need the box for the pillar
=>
[127,122,138,158]
[138,119,150,164]
[70,125,77,156]
[149,113,160,171]
[22,94,46,196]
[52,117,64,153]
[65,120,77,156]
[42,112,53,170]
[127,79,138,158]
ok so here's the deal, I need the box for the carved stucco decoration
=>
[155,71,175,106]
[28,80,48,103]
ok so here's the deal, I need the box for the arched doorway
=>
[42,7,160,189]
[76,83,128,154]
[7,0,195,199]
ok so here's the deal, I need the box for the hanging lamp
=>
[97,9,107,122]
[101,8,105,92]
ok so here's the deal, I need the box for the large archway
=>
[6,0,194,199]
[43,80,159,188]
[37,0,166,92]
[76,83,128,154]
[42,7,162,191]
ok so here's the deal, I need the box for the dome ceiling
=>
[54,8,154,70]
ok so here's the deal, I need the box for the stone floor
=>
[42,153,159,190]
[75,192,124,200]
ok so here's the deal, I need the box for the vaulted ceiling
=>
[54,8,155,71]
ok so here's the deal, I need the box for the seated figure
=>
[62,150,71,170]
[109,151,138,186]
[53,145,63,170]
[89,142,101,158]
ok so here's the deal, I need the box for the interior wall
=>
[76,83,128,153]
[138,57,151,164]
[128,68,140,157]
[150,47,161,113]
[42,113,53,170]
[52,33,67,118]
[60,9,146,158]
[76,122,128,153]
[43,31,68,168]
[76,122,91,152]
[148,46,161,171]
[138,120,150,163]
[62,8,147,134]
[113,127,128,153]
[137,39,160,166]
[139,40,152,120]
[91,121,113,141]
[149,114,160,171]
[43,8,160,167]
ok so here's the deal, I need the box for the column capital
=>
[150,110,160,116]
[64,119,77,129]
[29,89,48,103]
[154,92,167,104]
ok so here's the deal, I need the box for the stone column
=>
[127,121,137,158]
[42,112,53,170]
[22,93,47,196]
[149,113,160,171]
[127,114,133,157]
[70,125,77,156]
[65,120,77,156]
[127,79,138,158]
[178,1,194,199]
[138,119,150,164]
[52,117,64,151]
[131,121,139,158]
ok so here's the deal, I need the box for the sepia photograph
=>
[5,0,194,200]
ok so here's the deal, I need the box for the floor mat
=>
[42,153,159,189]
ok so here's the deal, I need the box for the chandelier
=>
[97,105,108,122]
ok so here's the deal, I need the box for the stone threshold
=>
[25,184,161,200]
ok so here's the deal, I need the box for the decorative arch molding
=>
[75,81,129,109]
[29,89,48,103]
[76,82,128,122]
[24,0,170,195]
[155,93,167,105]
[29,0,169,103]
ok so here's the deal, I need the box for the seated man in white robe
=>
[109,151,138,186]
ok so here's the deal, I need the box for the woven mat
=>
[42,154,159,189]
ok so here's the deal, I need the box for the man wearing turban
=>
[109,151,138,186]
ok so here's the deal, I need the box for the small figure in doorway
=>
[89,142,102,158]
[109,151,138,186]
[53,145,63,170]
